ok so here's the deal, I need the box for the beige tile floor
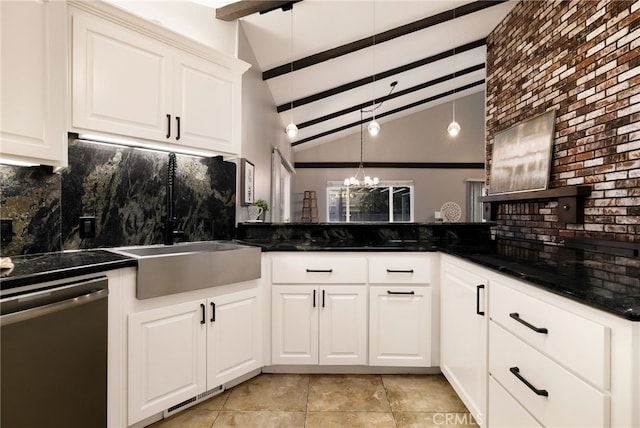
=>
[149,373,478,427]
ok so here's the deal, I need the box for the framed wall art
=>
[240,158,255,206]
[488,110,556,195]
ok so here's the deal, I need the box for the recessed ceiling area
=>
[210,0,519,151]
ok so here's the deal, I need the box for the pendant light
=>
[285,7,298,139]
[447,6,461,137]
[368,0,380,137]
[344,109,379,187]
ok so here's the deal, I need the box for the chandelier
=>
[344,109,379,187]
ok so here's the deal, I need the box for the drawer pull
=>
[509,312,548,334]
[386,269,414,273]
[476,284,485,316]
[306,269,333,273]
[387,290,415,295]
[510,366,549,397]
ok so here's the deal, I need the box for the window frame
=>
[326,180,415,223]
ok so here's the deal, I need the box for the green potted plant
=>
[252,199,269,221]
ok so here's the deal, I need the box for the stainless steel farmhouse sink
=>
[110,241,261,299]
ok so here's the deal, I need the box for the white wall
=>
[236,24,293,223]
[293,92,486,222]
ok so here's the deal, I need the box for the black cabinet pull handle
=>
[176,116,181,141]
[387,290,415,295]
[510,367,548,397]
[200,303,205,324]
[322,289,325,308]
[476,284,485,316]
[313,289,316,308]
[211,302,216,322]
[386,269,414,273]
[306,269,333,273]
[166,114,171,138]
[509,313,548,334]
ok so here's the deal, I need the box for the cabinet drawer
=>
[490,279,610,389]
[489,377,542,428]
[368,255,431,284]
[490,322,609,428]
[272,255,367,284]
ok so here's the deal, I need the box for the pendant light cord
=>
[371,1,376,121]
[289,8,294,123]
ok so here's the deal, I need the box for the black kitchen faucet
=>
[164,152,185,245]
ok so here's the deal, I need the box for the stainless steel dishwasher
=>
[1,276,108,427]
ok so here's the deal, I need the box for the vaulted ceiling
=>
[211,0,518,151]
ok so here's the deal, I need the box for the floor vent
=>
[163,385,225,417]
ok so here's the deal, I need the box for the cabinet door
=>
[173,52,240,154]
[319,286,367,365]
[440,259,488,426]
[369,286,431,367]
[128,301,206,425]
[0,0,67,167]
[72,12,172,142]
[272,285,318,365]
[207,288,262,388]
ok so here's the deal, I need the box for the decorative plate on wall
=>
[440,201,462,222]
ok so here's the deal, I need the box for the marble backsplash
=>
[0,138,236,257]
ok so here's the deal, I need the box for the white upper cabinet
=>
[71,12,171,144]
[174,52,238,152]
[69,1,249,156]
[0,0,67,167]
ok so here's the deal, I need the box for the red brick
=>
[486,0,638,244]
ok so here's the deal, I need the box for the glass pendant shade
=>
[368,120,380,136]
[286,122,298,138]
[447,120,461,137]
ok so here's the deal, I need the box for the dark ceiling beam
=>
[277,38,486,113]
[216,1,300,21]
[291,79,485,147]
[263,0,506,80]
[297,63,485,130]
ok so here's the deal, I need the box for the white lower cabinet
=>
[128,287,261,425]
[206,289,262,387]
[490,322,608,428]
[271,285,367,365]
[440,255,488,426]
[488,377,542,428]
[369,286,431,367]
[128,300,206,423]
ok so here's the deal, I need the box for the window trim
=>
[326,180,415,223]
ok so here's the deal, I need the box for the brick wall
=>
[486,0,640,244]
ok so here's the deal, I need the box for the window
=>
[465,179,486,222]
[271,148,294,222]
[327,181,414,222]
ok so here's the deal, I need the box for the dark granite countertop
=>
[441,241,640,321]
[240,239,438,252]
[0,250,137,291]
[237,223,640,320]
[3,233,638,321]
